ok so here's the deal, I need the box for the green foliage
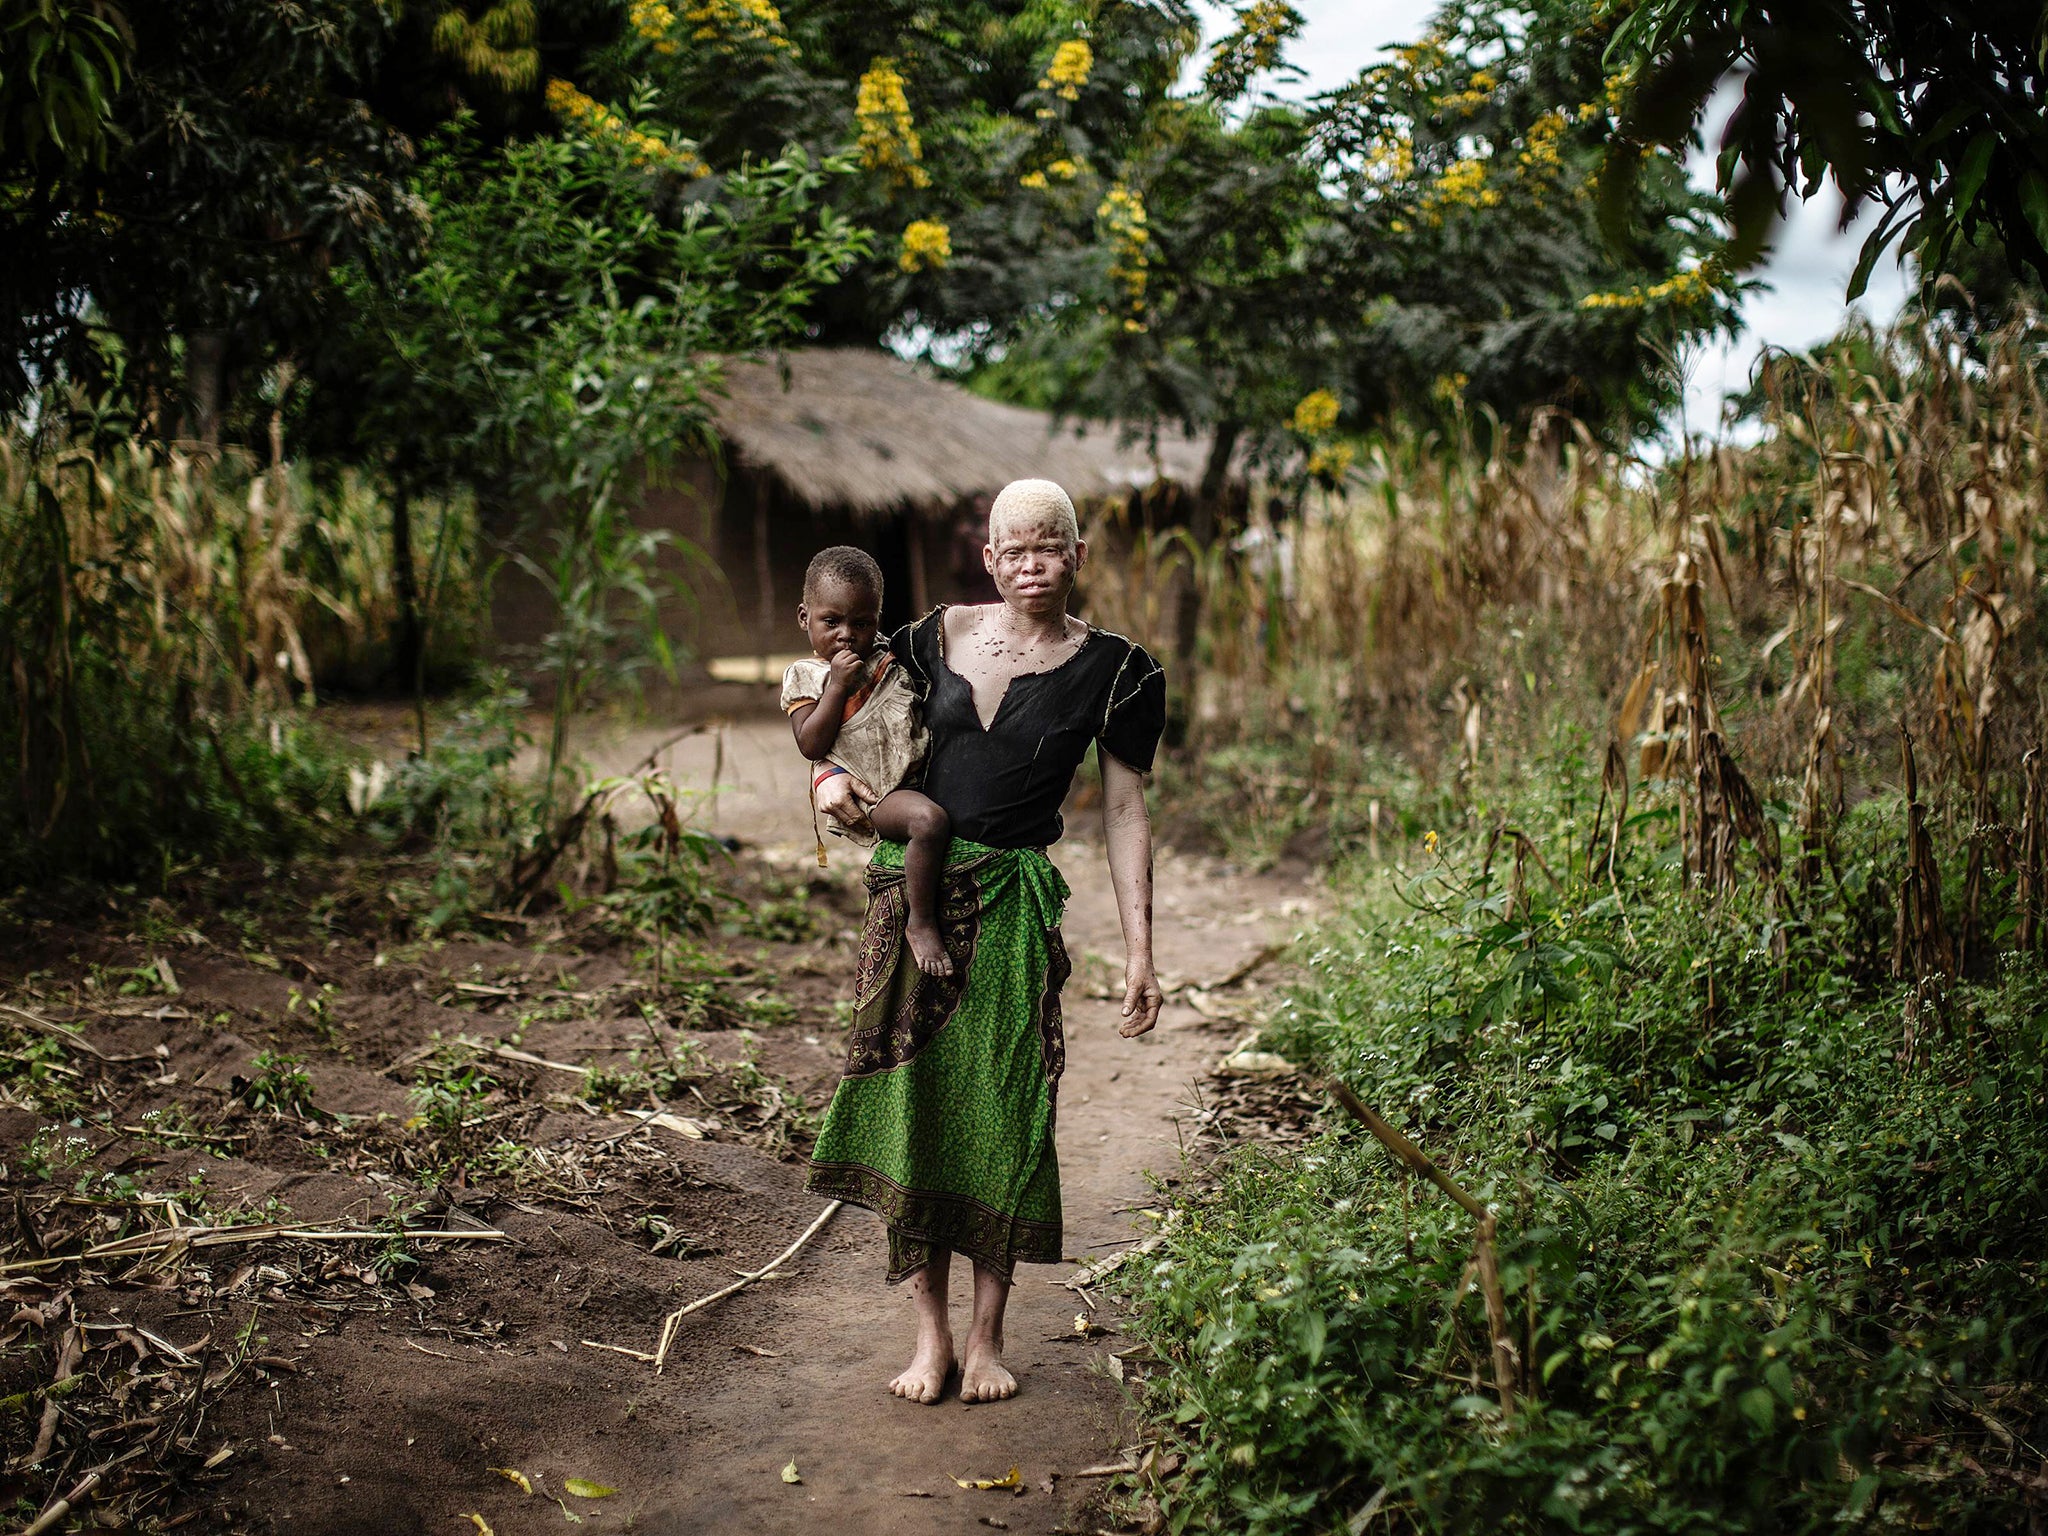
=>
[369,676,538,929]
[0,0,420,418]
[409,1062,497,1139]
[0,433,424,887]
[1309,0,1738,433]
[586,770,729,985]
[327,119,867,795]
[1603,0,2048,289]
[239,1050,315,1117]
[1125,780,2048,1534]
[0,0,129,172]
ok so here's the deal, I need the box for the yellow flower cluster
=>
[1290,389,1340,435]
[1306,443,1356,482]
[1603,70,1631,118]
[1019,158,1081,190]
[544,78,708,175]
[632,0,792,54]
[1430,371,1469,405]
[629,0,682,54]
[856,59,929,189]
[1097,184,1149,324]
[1039,39,1092,100]
[899,218,951,273]
[1437,68,1497,118]
[1391,37,1448,81]
[1206,0,1300,88]
[1422,156,1499,223]
[1578,263,1720,311]
[682,0,794,50]
[1519,109,1567,179]
[1362,135,1414,185]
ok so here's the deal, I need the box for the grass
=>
[1095,310,2048,1531]
[1119,772,2048,1533]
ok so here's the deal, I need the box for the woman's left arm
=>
[1101,751,1162,1037]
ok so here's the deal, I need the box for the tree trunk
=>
[753,473,776,681]
[1173,417,1242,670]
[390,471,425,750]
[182,333,226,448]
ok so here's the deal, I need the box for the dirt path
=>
[581,718,1318,1534]
[0,711,1316,1535]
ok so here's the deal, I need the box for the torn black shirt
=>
[891,606,1166,850]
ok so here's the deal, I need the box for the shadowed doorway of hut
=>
[711,464,925,677]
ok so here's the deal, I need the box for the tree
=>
[319,116,865,761]
[1309,0,1739,436]
[979,0,1738,462]
[1601,0,2048,293]
[573,0,1204,354]
[0,0,617,430]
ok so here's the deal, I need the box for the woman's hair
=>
[803,545,885,603]
[989,479,1078,549]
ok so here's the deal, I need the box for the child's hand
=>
[826,645,867,691]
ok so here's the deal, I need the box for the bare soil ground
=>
[1,709,1320,1535]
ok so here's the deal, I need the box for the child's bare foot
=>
[958,1332,1016,1403]
[888,1328,954,1405]
[906,919,953,978]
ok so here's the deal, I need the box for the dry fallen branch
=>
[644,1201,842,1373]
[19,1469,100,1536]
[1322,1078,1487,1223]
[0,1222,509,1277]
[1062,1232,1167,1293]
[0,1005,121,1061]
[1323,1077,1516,1417]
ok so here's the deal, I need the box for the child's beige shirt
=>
[780,653,927,841]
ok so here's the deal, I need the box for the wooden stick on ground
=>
[650,1201,841,1373]
[1322,1078,1489,1223]
[0,1005,113,1061]
[1323,1076,1516,1417]
[0,1223,509,1277]
[19,1470,99,1536]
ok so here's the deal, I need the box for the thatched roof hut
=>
[710,347,1223,515]
[492,347,1239,679]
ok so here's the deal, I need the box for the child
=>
[781,547,954,978]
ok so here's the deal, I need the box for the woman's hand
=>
[1119,959,1163,1037]
[815,768,879,829]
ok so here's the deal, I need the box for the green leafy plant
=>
[238,1050,315,1117]
[1123,775,2048,1535]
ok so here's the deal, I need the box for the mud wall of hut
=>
[486,461,996,683]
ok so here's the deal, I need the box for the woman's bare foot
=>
[888,1329,954,1405]
[906,918,953,978]
[958,1331,1016,1403]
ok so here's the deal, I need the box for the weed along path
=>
[573,717,1319,1534]
[0,711,1316,1536]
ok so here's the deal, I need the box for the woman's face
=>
[984,516,1086,617]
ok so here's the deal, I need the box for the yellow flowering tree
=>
[1310,0,1740,433]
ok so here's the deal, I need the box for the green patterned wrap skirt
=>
[806,838,1071,1283]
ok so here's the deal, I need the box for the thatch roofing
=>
[711,347,1225,516]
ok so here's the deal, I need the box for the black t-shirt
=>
[892,606,1166,849]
